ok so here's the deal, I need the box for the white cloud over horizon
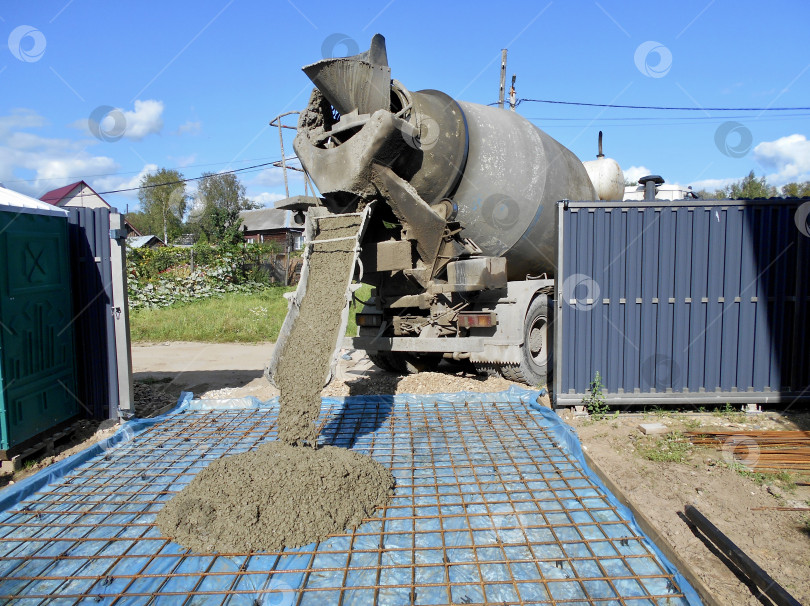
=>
[250,191,286,207]
[753,133,810,186]
[93,163,159,200]
[686,177,739,192]
[622,165,651,184]
[0,109,119,197]
[252,166,302,188]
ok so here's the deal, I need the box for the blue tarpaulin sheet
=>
[0,387,701,605]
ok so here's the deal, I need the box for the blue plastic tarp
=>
[0,387,702,605]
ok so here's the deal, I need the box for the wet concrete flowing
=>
[275,215,361,446]
[157,213,395,553]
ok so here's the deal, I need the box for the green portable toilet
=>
[0,187,79,455]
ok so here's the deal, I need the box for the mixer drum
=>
[445,102,596,280]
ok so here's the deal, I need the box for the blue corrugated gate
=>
[554,199,810,408]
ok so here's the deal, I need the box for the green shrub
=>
[126,243,286,309]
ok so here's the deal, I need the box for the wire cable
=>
[92,158,299,196]
[490,98,810,111]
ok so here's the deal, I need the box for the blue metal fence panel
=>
[554,199,810,408]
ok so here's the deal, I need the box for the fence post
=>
[109,213,134,417]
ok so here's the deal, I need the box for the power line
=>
[4,155,293,186]
[94,158,298,196]
[525,112,810,122]
[490,98,810,111]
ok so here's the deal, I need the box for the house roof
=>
[125,220,143,237]
[0,185,69,217]
[40,180,111,208]
[239,208,301,232]
[128,235,164,248]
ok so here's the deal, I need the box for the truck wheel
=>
[367,352,427,374]
[473,363,501,377]
[368,352,406,373]
[500,296,550,386]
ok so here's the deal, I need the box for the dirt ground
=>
[565,409,810,605]
[3,341,808,604]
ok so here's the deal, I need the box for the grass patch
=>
[346,283,372,337]
[130,287,294,343]
[726,463,797,490]
[712,402,747,423]
[131,282,374,343]
[683,417,703,430]
[638,431,692,463]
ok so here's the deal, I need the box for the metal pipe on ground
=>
[683,504,801,606]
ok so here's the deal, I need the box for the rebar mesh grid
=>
[0,395,697,605]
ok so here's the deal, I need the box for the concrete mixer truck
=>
[268,34,625,387]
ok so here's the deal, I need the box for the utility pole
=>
[509,74,517,111]
[498,49,507,109]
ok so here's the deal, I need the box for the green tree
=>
[124,211,152,236]
[723,170,777,200]
[194,172,258,245]
[781,181,810,197]
[137,168,186,244]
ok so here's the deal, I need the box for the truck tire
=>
[473,363,501,377]
[500,296,550,386]
[367,352,405,373]
[367,352,427,374]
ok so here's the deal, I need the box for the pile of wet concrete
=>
[157,214,395,552]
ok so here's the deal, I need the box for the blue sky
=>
[1,0,809,212]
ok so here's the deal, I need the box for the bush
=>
[126,243,285,309]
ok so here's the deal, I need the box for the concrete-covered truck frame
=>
[273,34,624,387]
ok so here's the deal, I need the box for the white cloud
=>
[0,109,120,197]
[93,163,158,200]
[251,192,286,207]
[0,108,165,202]
[174,120,201,136]
[120,100,164,141]
[73,100,164,142]
[753,133,810,185]
[622,165,651,184]
[0,108,48,133]
[252,166,302,187]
